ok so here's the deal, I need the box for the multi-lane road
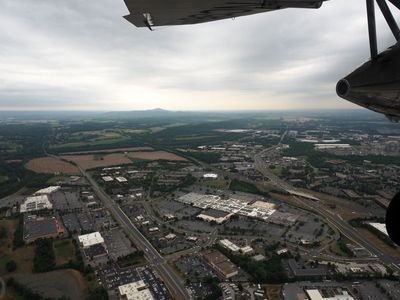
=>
[79,167,190,300]
[253,138,400,271]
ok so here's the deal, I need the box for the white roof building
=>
[116,176,128,183]
[240,246,254,255]
[306,289,354,300]
[78,232,104,248]
[34,186,61,195]
[118,280,154,300]
[203,173,218,179]
[20,195,52,213]
[102,176,113,182]
[219,239,240,252]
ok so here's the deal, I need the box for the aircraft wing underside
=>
[123,0,325,28]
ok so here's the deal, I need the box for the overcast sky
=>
[1,0,399,111]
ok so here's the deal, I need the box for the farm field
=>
[62,153,132,170]
[126,151,186,161]
[62,150,186,170]
[59,146,153,155]
[25,157,80,175]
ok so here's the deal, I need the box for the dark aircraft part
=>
[337,0,400,122]
[386,192,400,246]
[366,0,378,58]
[337,44,400,121]
[376,0,400,41]
[336,43,400,121]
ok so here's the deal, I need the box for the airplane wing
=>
[123,0,325,28]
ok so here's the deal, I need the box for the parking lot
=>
[52,190,83,211]
[175,254,217,282]
[97,264,171,299]
[102,228,136,260]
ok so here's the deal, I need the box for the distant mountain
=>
[101,108,197,119]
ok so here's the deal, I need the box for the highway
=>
[79,167,190,300]
[253,140,400,269]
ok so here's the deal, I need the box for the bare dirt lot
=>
[25,157,80,175]
[127,151,186,161]
[62,151,186,170]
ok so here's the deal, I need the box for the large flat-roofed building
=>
[197,209,231,224]
[219,239,240,252]
[78,232,104,248]
[203,250,238,279]
[34,186,61,195]
[20,195,52,213]
[78,232,108,260]
[306,289,355,300]
[118,280,154,300]
[23,215,64,243]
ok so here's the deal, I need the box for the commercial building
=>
[102,176,114,182]
[203,173,218,179]
[78,232,105,248]
[197,209,231,224]
[34,186,61,195]
[23,215,64,243]
[20,195,53,213]
[203,250,238,279]
[118,280,154,300]
[305,289,355,300]
[116,176,128,183]
[219,239,253,254]
[78,232,107,260]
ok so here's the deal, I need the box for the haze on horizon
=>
[1,0,400,111]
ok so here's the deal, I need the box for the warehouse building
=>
[23,215,64,243]
[78,231,108,259]
[20,195,53,213]
[118,280,154,300]
[203,250,238,279]
[34,186,61,195]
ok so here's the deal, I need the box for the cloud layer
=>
[1,0,399,110]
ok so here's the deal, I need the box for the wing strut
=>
[366,0,400,59]
[388,0,400,10]
[376,0,400,41]
[366,0,378,59]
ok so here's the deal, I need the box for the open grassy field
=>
[50,136,130,150]
[0,219,35,274]
[355,228,400,257]
[25,157,80,175]
[53,239,76,266]
[200,179,230,189]
[265,284,284,300]
[9,269,85,300]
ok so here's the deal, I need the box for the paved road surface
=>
[80,167,190,300]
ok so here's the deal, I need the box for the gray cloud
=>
[0,0,399,110]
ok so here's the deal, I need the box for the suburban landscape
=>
[0,109,399,300]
